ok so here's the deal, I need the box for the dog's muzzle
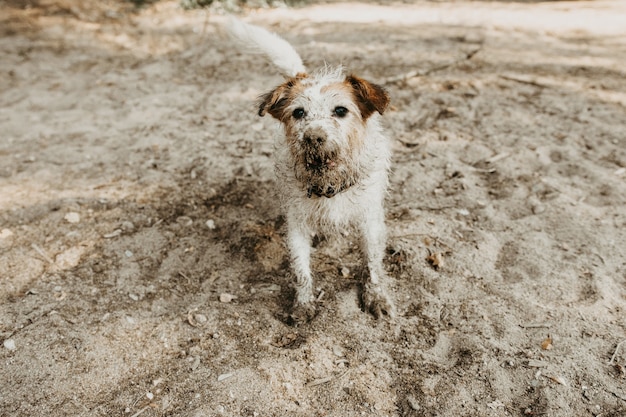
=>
[297,129,356,198]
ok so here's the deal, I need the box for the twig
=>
[384,48,481,84]
[201,9,210,38]
[420,205,457,212]
[498,75,548,88]
[393,233,454,252]
[593,252,606,265]
[609,339,626,365]
[607,389,626,402]
[130,406,150,417]
[520,323,552,329]
[31,243,54,264]
[468,166,497,174]
[393,233,430,240]
[541,374,568,387]
[307,376,333,387]
[486,152,510,164]
[306,369,351,387]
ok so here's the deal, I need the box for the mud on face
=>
[258,69,390,199]
[293,143,362,198]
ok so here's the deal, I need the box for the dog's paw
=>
[289,301,317,326]
[362,283,395,319]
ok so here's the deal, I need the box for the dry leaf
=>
[426,252,445,269]
[544,374,568,386]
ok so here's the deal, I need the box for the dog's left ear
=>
[346,75,390,120]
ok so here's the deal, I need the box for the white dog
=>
[227,18,394,323]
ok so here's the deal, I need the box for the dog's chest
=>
[299,187,370,229]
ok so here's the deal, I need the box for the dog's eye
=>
[334,106,348,118]
[292,108,306,119]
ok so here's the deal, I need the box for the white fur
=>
[226,17,306,78]
[227,18,394,322]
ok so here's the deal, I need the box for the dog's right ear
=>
[258,74,307,120]
[258,84,289,120]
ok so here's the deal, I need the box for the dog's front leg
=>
[286,219,317,324]
[359,209,395,319]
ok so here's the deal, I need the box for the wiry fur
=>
[227,18,394,323]
[226,16,306,78]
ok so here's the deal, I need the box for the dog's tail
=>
[226,17,307,78]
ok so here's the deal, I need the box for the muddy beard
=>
[293,147,361,198]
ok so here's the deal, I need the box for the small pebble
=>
[103,229,122,239]
[176,216,193,227]
[340,267,350,278]
[407,394,420,411]
[125,250,133,258]
[332,346,344,357]
[194,314,208,324]
[64,212,80,224]
[205,219,216,230]
[219,293,236,303]
[129,293,139,301]
[0,229,13,239]
[146,392,154,400]
[3,339,16,351]
[121,221,135,232]
[217,373,233,382]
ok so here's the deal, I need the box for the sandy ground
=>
[1,1,626,416]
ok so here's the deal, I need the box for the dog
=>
[227,18,394,323]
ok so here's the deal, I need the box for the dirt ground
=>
[1,1,626,416]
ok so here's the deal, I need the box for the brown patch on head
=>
[319,81,352,96]
[345,75,390,119]
[258,73,308,121]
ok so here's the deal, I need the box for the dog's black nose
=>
[305,135,325,145]
[303,128,327,146]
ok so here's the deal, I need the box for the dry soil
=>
[1,1,626,416]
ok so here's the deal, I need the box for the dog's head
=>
[258,68,389,197]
